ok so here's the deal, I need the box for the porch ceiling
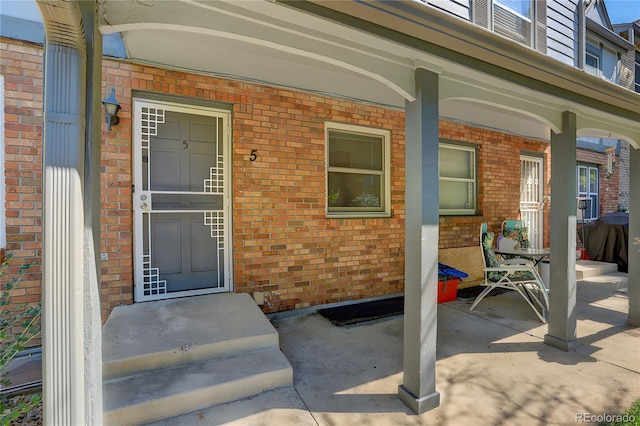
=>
[113,28,406,108]
[99,0,640,147]
[100,0,415,106]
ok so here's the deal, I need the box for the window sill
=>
[439,212,478,217]
[326,212,391,219]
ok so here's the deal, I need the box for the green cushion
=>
[482,231,499,268]
[518,227,531,249]
[485,230,535,282]
[503,226,531,249]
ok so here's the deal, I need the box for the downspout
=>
[579,0,598,69]
[578,0,586,69]
[36,0,103,424]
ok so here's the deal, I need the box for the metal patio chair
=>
[470,223,549,322]
[498,219,530,252]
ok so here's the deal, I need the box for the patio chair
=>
[498,219,530,252]
[470,223,549,322]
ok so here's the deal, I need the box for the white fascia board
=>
[304,0,640,121]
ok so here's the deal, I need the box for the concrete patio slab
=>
[147,386,316,426]
[149,273,638,425]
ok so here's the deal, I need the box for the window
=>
[439,143,477,215]
[493,0,533,46]
[634,60,639,93]
[585,44,601,77]
[577,165,599,221]
[326,123,390,217]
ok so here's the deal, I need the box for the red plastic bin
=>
[438,278,460,304]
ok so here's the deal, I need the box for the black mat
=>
[318,296,404,326]
[456,286,513,301]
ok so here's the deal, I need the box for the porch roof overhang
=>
[98,0,640,148]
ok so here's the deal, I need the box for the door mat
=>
[456,286,513,301]
[318,296,404,326]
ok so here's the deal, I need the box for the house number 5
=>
[249,149,258,161]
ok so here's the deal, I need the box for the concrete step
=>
[103,293,280,380]
[103,347,293,426]
[576,260,619,281]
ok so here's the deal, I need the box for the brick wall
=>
[577,148,620,215]
[2,39,557,322]
[439,121,549,249]
[0,39,43,343]
[100,61,135,318]
[101,60,408,315]
[101,57,552,315]
[618,141,631,210]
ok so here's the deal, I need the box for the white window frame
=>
[439,142,477,216]
[325,122,391,218]
[492,0,534,47]
[577,164,599,221]
[585,43,602,77]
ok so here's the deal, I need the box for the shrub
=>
[0,254,40,426]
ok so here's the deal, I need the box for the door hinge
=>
[132,184,135,193]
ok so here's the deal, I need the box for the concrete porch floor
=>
[150,270,639,425]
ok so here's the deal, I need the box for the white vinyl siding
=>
[424,0,471,20]
[546,0,578,66]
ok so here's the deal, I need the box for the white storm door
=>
[520,155,544,249]
[133,101,231,302]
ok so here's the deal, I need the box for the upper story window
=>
[635,59,640,93]
[326,123,391,217]
[493,0,533,46]
[439,143,477,215]
[585,43,602,77]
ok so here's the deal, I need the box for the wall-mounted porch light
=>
[102,87,120,131]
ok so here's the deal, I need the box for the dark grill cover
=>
[583,213,629,272]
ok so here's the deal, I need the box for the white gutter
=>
[303,0,640,121]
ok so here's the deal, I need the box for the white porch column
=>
[79,1,104,422]
[38,0,103,424]
[627,147,640,326]
[544,111,578,351]
[398,68,441,414]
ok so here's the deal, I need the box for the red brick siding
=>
[577,148,620,215]
[439,121,549,248]
[101,58,552,314]
[102,60,407,315]
[2,39,562,321]
[0,39,43,344]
